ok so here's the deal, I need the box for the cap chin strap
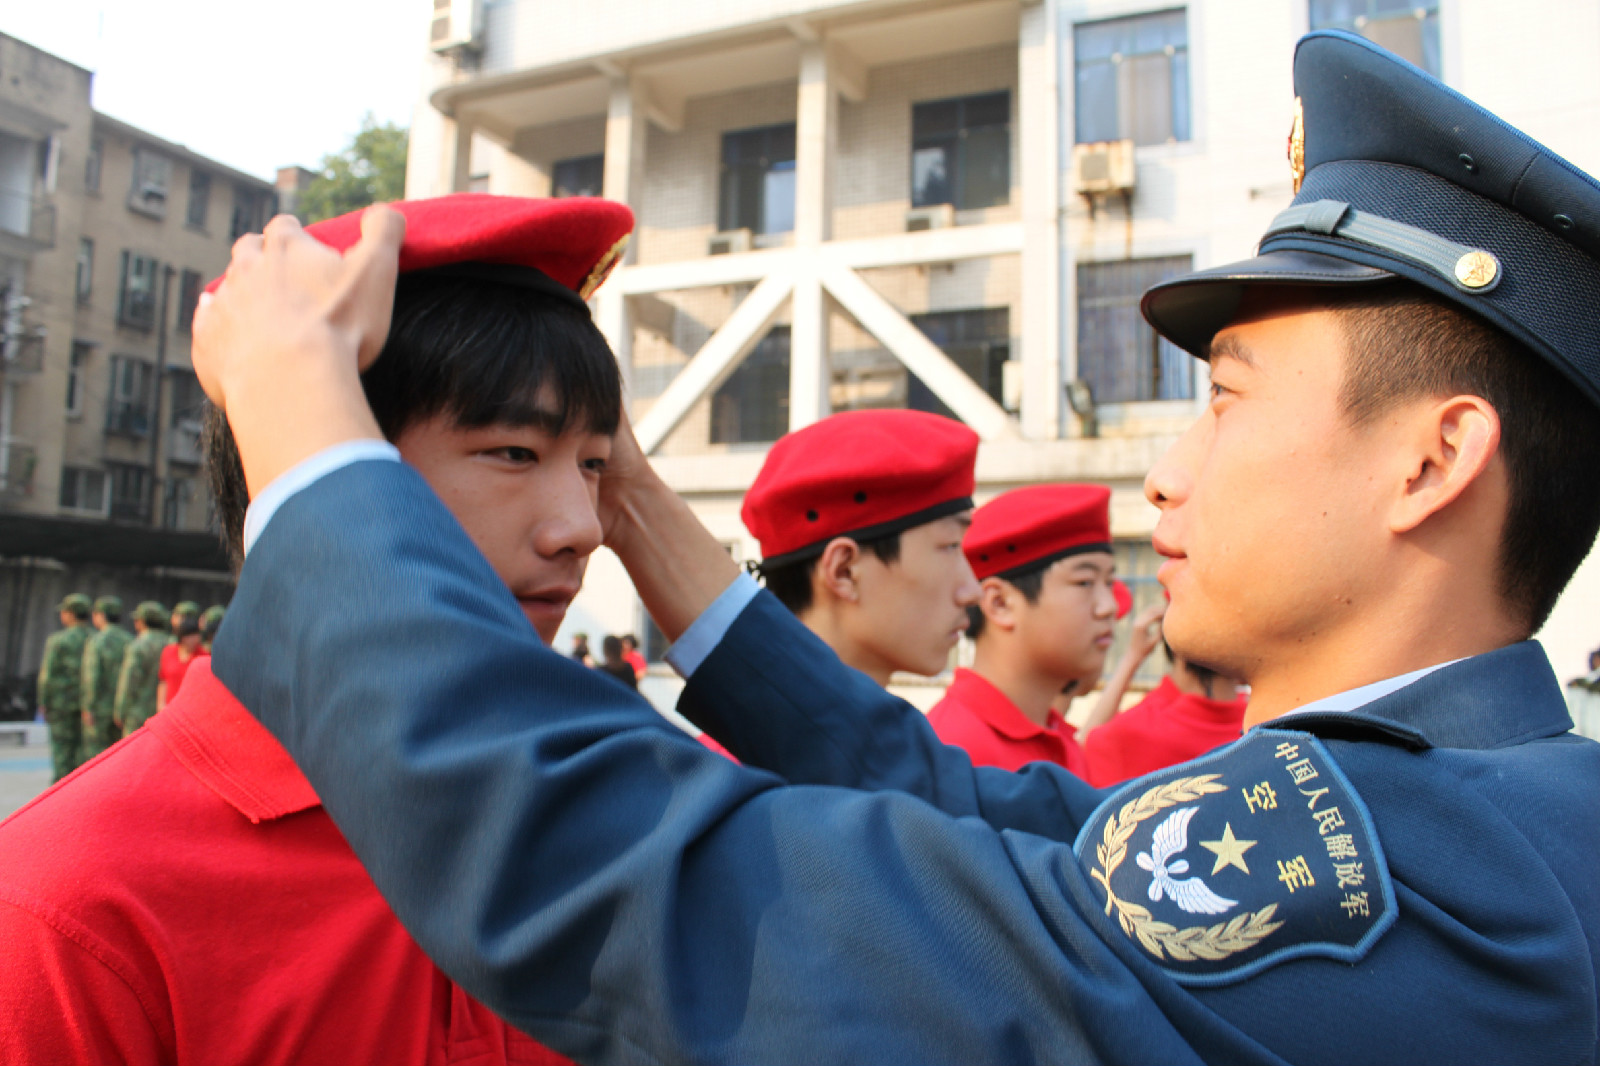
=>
[1263,199,1503,293]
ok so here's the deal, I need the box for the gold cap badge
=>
[579,233,631,301]
[1454,250,1500,290]
[1287,97,1306,194]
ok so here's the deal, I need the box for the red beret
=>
[206,194,633,301]
[964,483,1113,582]
[743,410,979,566]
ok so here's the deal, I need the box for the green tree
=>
[297,115,409,224]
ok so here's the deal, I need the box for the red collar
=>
[1150,676,1250,724]
[945,667,1069,741]
[146,659,321,823]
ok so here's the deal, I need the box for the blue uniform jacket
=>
[215,460,1600,1065]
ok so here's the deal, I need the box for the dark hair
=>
[621,634,638,650]
[66,603,90,622]
[1326,284,1600,634]
[760,531,902,615]
[176,618,201,640]
[602,634,624,661]
[99,606,122,624]
[204,272,622,571]
[965,565,1045,640]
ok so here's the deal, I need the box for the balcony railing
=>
[0,190,56,248]
[0,441,37,502]
[1,333,43,375]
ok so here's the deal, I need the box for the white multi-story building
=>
[405,0,1600,699]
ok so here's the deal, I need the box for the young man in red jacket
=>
[0,195,629,1065]
[928,483,1127,776]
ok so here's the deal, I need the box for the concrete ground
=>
[0,725,53,820]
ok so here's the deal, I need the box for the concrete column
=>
[597,77,649,394]
[789,42,838,430]
[1018,0,1062,441]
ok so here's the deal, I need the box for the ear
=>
[1389,394,1501,535]
[813,537,864,604]
[978,577,1021,633]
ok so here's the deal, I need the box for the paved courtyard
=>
[0,727,52,820]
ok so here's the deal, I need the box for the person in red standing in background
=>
[620,634,648,681]
[1085,616,1248,786]
[927,483,1128,776]
[156,617,204,709]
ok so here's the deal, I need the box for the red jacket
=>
[927,667,1090,777]
[1084,676,1247,787]
[0,659,571,1065]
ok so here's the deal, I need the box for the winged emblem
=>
[1135,807,1238,916]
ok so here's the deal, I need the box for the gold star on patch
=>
[1200,822,1257,876]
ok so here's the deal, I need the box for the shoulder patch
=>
[1073,728,1395,986]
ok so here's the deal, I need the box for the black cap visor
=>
[1140,250,1393,358]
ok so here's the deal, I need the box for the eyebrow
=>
[1207,334,1258,369]
[476,402,571,435]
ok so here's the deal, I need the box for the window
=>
[106,461,151,522]
[719,124,796,235]
[168,369,206,427]
[59,467,108,515]
[85,138,103,193]
[106,355,154,437]
[231,187,273,239]
[117,252,159,330]
[552,154,604,199]
[128,148,172,219]
[711,326,790,445]
[1075,9,1191,146]
[176,269,203,335]
[1310,0,1440,77]
[1076,256,1195,404]
[163,471,196,529]
[186,169,211,229]
[65,342,90,417]
[911,92,1012,211]
[907,308,1011,418]
[75,238,93,303]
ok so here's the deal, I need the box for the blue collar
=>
[1271,641,1574,751]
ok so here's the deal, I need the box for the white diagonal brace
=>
[819,263,1017,441]
[635,270,796,455]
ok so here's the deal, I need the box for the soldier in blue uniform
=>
[196,32,1600,1065]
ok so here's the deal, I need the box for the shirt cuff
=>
[665,572,761,679]
[242,440,402,556]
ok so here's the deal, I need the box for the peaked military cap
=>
[57,593,91,615]
[136,601,168,628]
[1142,30,1600,411]
[92,595,123,617]
[743,410,979,567]
[206,194,634,311]
[173,601,201,619]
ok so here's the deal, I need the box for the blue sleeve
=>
[212,460,1271,1066]
[676,591,1107,840]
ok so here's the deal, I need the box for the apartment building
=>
[0,32,277,690]
[407,0,1600,700]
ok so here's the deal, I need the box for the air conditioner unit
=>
[905,204,955,232]
[429,0,484,54]
[707,228,753,256]
[1072,140,1137,196]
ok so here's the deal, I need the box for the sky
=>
[0,0,433,181]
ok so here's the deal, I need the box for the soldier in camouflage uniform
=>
[115,601,167,735]
[170,601,200,639]
[36,594,92,782]
[199,605,225,653]
[79,596,133,761]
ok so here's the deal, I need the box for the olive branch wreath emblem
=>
[1091,774,1285,962]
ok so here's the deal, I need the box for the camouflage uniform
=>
[37,594,93,782]
[199,605,225,653]
[115,601,168,735]
[80,596,133,761]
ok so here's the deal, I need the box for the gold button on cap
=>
[1454,250,1499,289]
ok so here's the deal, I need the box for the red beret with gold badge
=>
[206,193,633,305]
[743,410,979,567]
[964,483,1113,582]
